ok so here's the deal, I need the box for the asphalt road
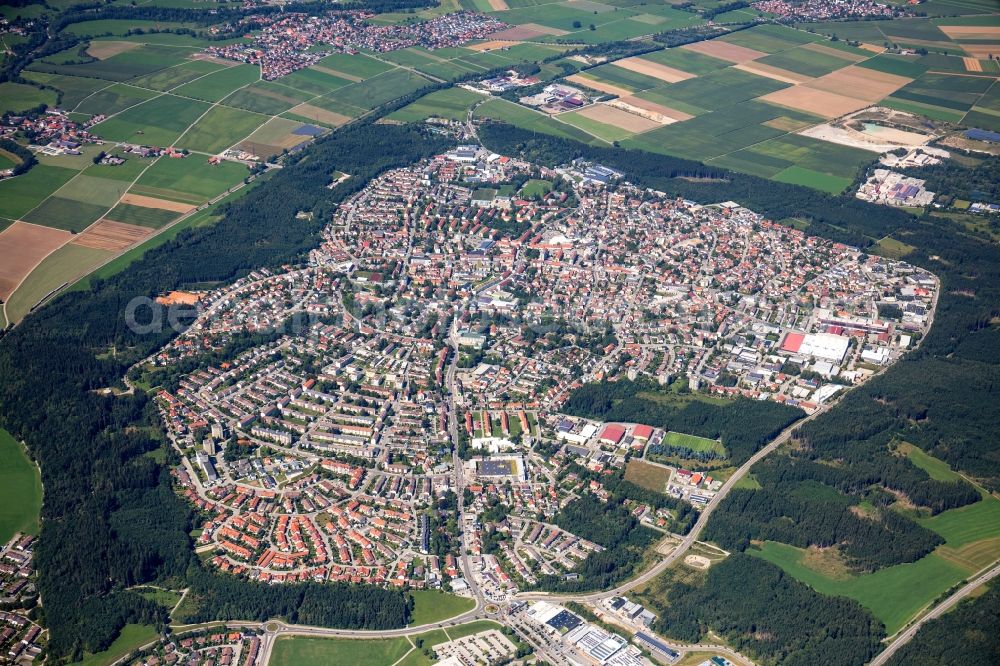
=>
[516,405,828,604]
[867,562,1000,666]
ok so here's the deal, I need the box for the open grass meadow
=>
[5,243,115,323]
[0,429,42,543]
[408,589,476,625]
[387,87,486,123]
[21,71,110,109]
[77,624,158,666]
[269,635,413,666]
[269,618,502,666]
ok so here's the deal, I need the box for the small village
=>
[0,533,44,665]
[205,11,508,79]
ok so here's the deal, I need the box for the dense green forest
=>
[536,493,658,593]
[885,582,1000,666]
[561,378,803,466]
[641,554,885,666]
[0,122,449,660]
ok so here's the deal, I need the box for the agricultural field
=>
[387,87,487,123]
[172,64,261,102]
[130,157,247,205]
[474,98,603,145]
[750,448,1000,635]
[4,243,115,324]
[176,106,268,154]
[91,94,212,146]
[0,81,58,114]
[0,428,42,543]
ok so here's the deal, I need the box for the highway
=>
[516,404,828,604]
[867,562,1000,666]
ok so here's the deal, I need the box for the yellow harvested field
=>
[576,103,662,133]
[615,96,694,122]
[616,57,695,83]
[958,43,1000,59]
[859,43,885,53]
[310,65,362,82]
[806,66,911,101]
[467,39,522,52]
[565,74,633,98]
[800,42,868,63]
[0,222,71,299]
[119,193,196,213]
[86,40,140,60]
[734,62,812,85]
[939,26,1000,40]
[486,0,509,9]
[761,86,872,119]
[963,57,984,73]
[289,103,352,127]
[70,219,152,252]
[681,40,767,63]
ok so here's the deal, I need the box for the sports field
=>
[0,429,42,543]
[663,431,725,455]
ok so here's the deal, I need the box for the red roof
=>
[632,424,654,440]
[781,332,805,353]
[600,424,626,444]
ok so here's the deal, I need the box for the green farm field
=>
[173,64,261,102]
[5,243,114,324]
[105,203,180,229]
[474,98,603,145]
[388,87,486,123]
[0,165,78,220]
[131,157,246,205]
[0,428,42,543]
[75,83,161,116]
[0,81,58,114]
[92,94,211,146]
[177,105,268,154]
